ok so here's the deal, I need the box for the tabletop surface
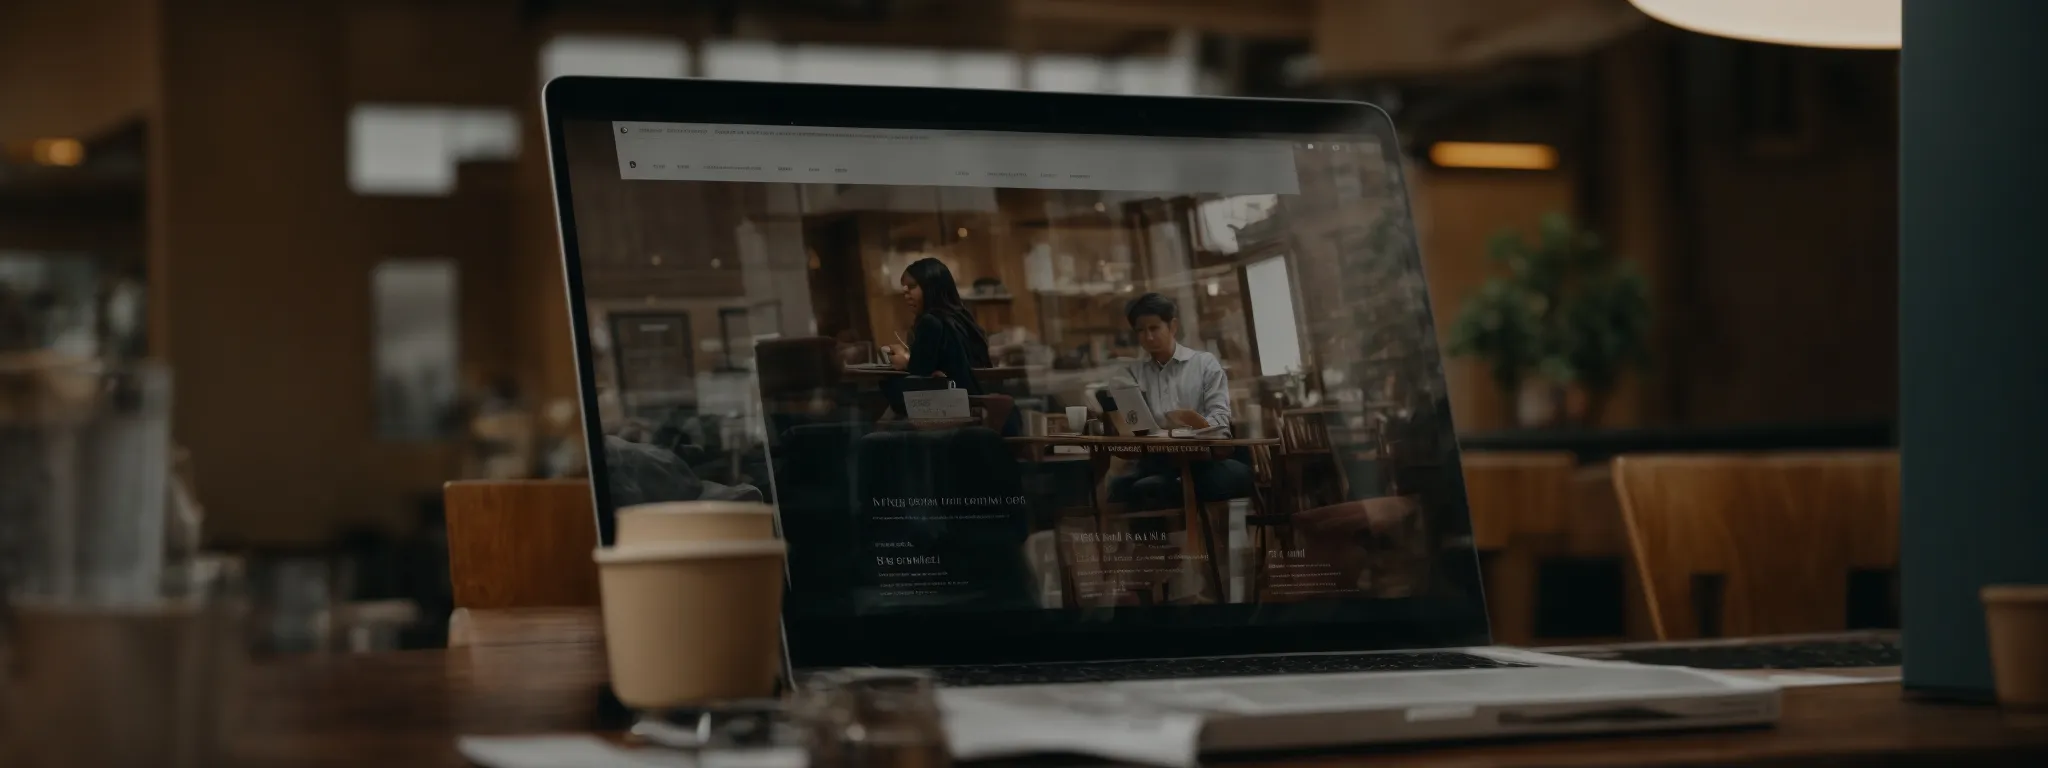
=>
[231,640,2048,768]
[1006,435,1281,447]
[843,364,1033,377]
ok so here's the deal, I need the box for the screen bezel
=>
[542,76,1492,669]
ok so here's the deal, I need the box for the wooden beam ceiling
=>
[532,0,1271,53]
[1009,0,1314,40]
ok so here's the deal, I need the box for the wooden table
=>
[842,364,1033,380]
[1008,435,1281,603]
[231,641,2048,767]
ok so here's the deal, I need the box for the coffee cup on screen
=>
[1064,406,1089,435]
[595,540,788,709]
[615,501,777,547]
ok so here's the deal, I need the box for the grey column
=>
[1900,0,2048,698]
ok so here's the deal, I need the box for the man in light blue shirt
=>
[1105,293,1254,510]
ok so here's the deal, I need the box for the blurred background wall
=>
[0,0,1898,551]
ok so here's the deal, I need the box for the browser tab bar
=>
[611,121,1301,194]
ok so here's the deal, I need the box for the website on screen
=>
[564,120,1461,617]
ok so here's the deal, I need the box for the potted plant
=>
[1446,213,1651,428]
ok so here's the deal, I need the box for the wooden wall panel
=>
[153,0,364,544]
[153,1,536,544]
[0,192,144,257]
[1592,31,1673,428]
[513,68,582,409]
[343,0,528,106]
[0,0,155,142]
[1411,168,1577,431]
[1668,41,1900,427]
[1314,0,1643,78]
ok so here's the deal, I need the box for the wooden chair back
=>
[447,606,604,648]
[1611,451,1900,640]
[1248,443,1280,503]
[443,480,605,647]
[1462,451,1577,551]
[1278,409,1334,453]
[1275,408,1349,509]
[444,480,601,612]
[1460,451,1578,645]
[969,393,1014,434]
[754,336,843,396]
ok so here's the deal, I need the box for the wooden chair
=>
[969,393,1014,434]
[1611,451,1901,640]
[1461,451,1577,646]
[1275,407,1350,510]
[1245,443,1298,603]
[443,479,603,647]
[754,336,844,397]
[1567,461,1658,643]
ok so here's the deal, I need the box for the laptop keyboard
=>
[1556,638,1901,670]
[935,652,1532,687]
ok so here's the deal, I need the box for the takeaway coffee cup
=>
[615,501,777,547]
[1983,584,2048,708]
[595,539,788,709]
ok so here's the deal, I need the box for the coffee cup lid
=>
[594,539,787,564]
[617,501,777,517]
[1982,584,2048,603]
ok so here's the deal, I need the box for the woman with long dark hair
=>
[883,258,1018,433]
[887,257,991,380]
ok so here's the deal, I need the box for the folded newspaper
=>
[457,737,807,768]
[458,693,1207,768]
[940,688,1207,767]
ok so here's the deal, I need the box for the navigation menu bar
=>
[611,122,1300,194]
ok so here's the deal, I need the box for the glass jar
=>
[795,668,950,768]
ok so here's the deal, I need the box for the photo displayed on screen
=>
[561,120,1461,618]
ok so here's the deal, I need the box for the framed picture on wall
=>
[753,300,782,339]
[717,307,751,372]
[609,312,694,408]
[717,302,782,372]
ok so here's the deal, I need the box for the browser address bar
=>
[610,121,1301,194]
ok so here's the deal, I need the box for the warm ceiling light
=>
[31,138,85,167]
[1628,0,1900,49]
[1428,142,1559,171]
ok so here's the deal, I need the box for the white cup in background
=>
[1065,406,1089,434]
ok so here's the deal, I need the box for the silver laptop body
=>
[542,77,1779,755]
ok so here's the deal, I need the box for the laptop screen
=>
[551,84,1485,667]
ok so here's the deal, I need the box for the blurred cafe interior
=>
[0,0,1905,651]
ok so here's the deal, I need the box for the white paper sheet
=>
[1484,645,1901,687]
[457,735,687,768]
[1705,669,1902,687]
[940,688,1207,768]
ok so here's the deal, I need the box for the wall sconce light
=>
[1627,0,1900,49]
[30,138,85,167]
[1427,142,1559,171]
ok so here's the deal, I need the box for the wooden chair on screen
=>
[1461,451,1577,646]
[443,480,603,648]
[1275,407,1350,511]
[1244,444,1290,576]
[969,393,1014,434]
[1610,451,1901,640]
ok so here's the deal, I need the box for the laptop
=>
[1100,386,1164,435]
[543,77,1778,753]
